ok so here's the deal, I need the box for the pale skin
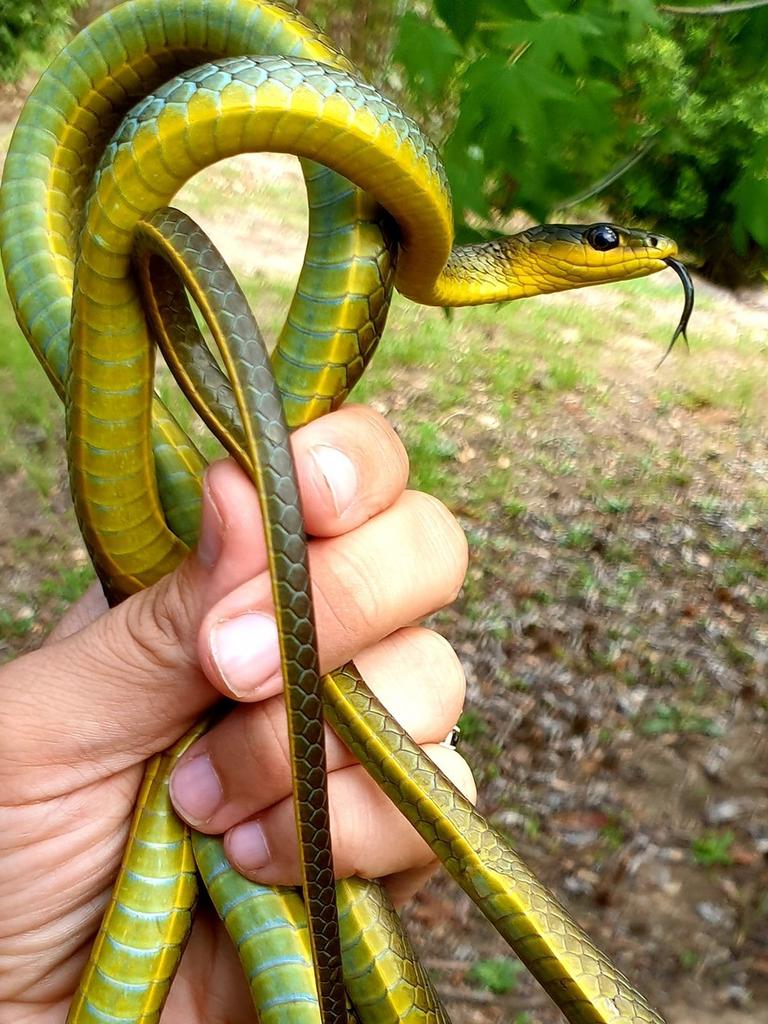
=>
[0,406,474,1024]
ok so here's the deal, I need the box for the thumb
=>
[0,460,272,802]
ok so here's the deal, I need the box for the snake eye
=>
[586,224,619,252]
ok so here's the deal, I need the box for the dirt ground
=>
[0,108,765,1024]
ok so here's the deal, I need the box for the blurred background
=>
[0,2,766,1022]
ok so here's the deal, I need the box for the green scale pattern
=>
[131,207,346,1022]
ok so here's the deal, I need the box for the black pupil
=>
[589,225,619,251]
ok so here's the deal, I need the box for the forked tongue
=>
[656,257,694,367]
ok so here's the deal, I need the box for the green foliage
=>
[392,1,768,285]
[468,956,523,994]
[638,703,723,737]
[609,13,768,285]
[691,830,735,868]
[457,708,487,742]
[679,949,699,973]
[39,564,95,607]
[0,0,84,80]
[394,1,662,228]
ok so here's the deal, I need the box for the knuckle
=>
[313,543,382,640]
[251,697,293,783]
[421,630,467,710]
[119,566,198,674]
[336,769,377,878]
[451,755,478,802]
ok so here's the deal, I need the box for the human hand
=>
[0,406,474,1023]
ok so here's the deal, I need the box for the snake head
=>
[500,222,693,358]
[511,222,679,293]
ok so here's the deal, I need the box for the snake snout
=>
[638,230,677,260]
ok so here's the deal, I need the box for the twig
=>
[555,134,659,212]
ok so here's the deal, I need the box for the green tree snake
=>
[0,1,694,1022]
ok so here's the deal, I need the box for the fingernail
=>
[209,612,281,697]
[228,820,270,870]
[170,753,223,824]
[310,444,358,518]
[197,476,224,568]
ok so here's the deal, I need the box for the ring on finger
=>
[440,725,461,750]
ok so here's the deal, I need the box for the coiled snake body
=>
[0,2,690,1022]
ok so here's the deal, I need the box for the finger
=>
[193,405,409,575]
[197,490,468,700]
[0,408,411,796]
[223,745,476,884]
[170,628,465,831]
[293,405,409,537]
[383,863,441,909]
[39,407,404,645]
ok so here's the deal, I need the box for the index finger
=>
[294,405,409,538]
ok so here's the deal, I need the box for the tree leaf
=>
[393,12,461,99]
[729,162,768,250]
[434,0,479,45]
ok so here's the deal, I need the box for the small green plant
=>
[670,659,693,680]
[691,831,735,868]
[604,540,634,565]
[457,709,486,744]
[40,565,95,607]
[563,523,595,549]
[638,703,722,738]
[568,564,600,603]
[615,567,645,595]
[0,608,35,640]
[679,950,699,972]
[468,957,522,995]
[503,497,527,520]
[719,636,755,671]
[600,822,627,853]
[596,496,632,515]
[523,813,541,840]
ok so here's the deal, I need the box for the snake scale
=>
[0,1,693,1022]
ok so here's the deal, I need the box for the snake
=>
[0,1,694,1022]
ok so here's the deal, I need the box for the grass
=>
[691,831,735,868]
[0,283,63,494]
[637,703,724,738]
[467,957,523,995]
[2,240,767,524]
[179,157,308,233]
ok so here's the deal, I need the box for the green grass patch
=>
[0,284,62,494]
[468,957,523,995]
[637,703,723,738]
[39,564,95,609]
[691,831,735,868]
